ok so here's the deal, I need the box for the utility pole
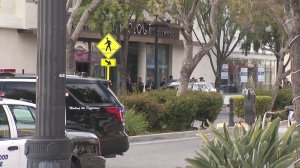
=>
[25,0,72,167]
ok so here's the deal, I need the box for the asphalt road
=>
[105,106,230,168]
[106,137,204,168]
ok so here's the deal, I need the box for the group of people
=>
[190,77,205,82]
[126,75,174,93]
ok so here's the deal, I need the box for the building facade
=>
[0,0,277,93]
[0,0,37,74]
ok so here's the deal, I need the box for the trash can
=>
[244,89,256,125]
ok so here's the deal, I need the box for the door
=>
[0,105,20,168]
[7,104,36,167]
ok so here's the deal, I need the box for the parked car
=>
[167,81,217,92]
[0,71,129,157]
[0,98,105,168]
[188,82,217,92]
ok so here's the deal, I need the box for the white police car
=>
[0,98,105,168]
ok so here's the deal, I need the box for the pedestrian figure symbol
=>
[105,38,111,51]
[96,33,121,58]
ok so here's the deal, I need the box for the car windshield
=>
[205,82,215,89]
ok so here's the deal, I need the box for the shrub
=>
[232,96,244,118]
[255,88,292,110]
[232,96,272,118]
[193,92,223,122]
[256,96,272,116]
[120,94,165,130]
[124,109,148,136]
[143,89,177,104]
[120,90,223,132]
[274,88,292,110]
[185,118,299,168]
[164,94,198,131]
[164,91,223,131]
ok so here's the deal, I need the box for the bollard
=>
[228,98,235,126]
[244,89,256,125]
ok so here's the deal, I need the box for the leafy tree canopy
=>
[228,0,287,54]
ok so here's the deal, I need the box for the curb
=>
[129,130,203,143]
[128,121,290,143]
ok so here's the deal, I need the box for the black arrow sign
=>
[105,60,111,65]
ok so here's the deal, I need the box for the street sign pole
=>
[25,0,72,167]
[97,34,121,82]
[106,66,110,80]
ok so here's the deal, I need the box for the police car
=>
[0,69,129,158]
[0,98,105,168]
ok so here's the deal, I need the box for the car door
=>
[7,104,36,167]
[0,105,21,168]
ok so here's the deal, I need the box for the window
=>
[1,82,36,103]
[8,105,35,137]
[196,84,207,91]
[66,83,118,104]
[146,44,169,86]
[205,83,214,89]
[0,106,10,139]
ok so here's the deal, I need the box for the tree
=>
[140,0,219,95]
[82,0,145,94]
[229,0,290,111]
[196,0,248,92]
[66,0,105,75]
[287,1,300,159]
[231,0,300,160]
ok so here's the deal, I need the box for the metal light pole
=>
[25,0,72,167]
[151,19,169,89]
[154,25,159,89]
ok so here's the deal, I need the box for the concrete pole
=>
[25,0,72,167]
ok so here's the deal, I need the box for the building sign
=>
[240,68,248,83]
[221,64,228,79]
[74,51,89,62]
[128,22,179,40]
[257,67,265,82]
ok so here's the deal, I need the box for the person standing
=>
[160,77,167,87]
[145,77,155,91]
[136,77,144,93]
[126,75,133,93]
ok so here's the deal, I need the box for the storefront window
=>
[221,58,276,93]
[146,44,169,86]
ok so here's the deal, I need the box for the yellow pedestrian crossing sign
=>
[101,58,116,67]
[96,33,121,58]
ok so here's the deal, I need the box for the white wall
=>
[0,28,37,73]
[0,0,37,29]
[171,44,216,83]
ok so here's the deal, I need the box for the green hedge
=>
[120,89,223,131]
[120,94,165,130]
[194,92,223,122]
[164,91,223,130]
[232,96,272,118]
[164,94,197,131]
[255,88,292,110]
